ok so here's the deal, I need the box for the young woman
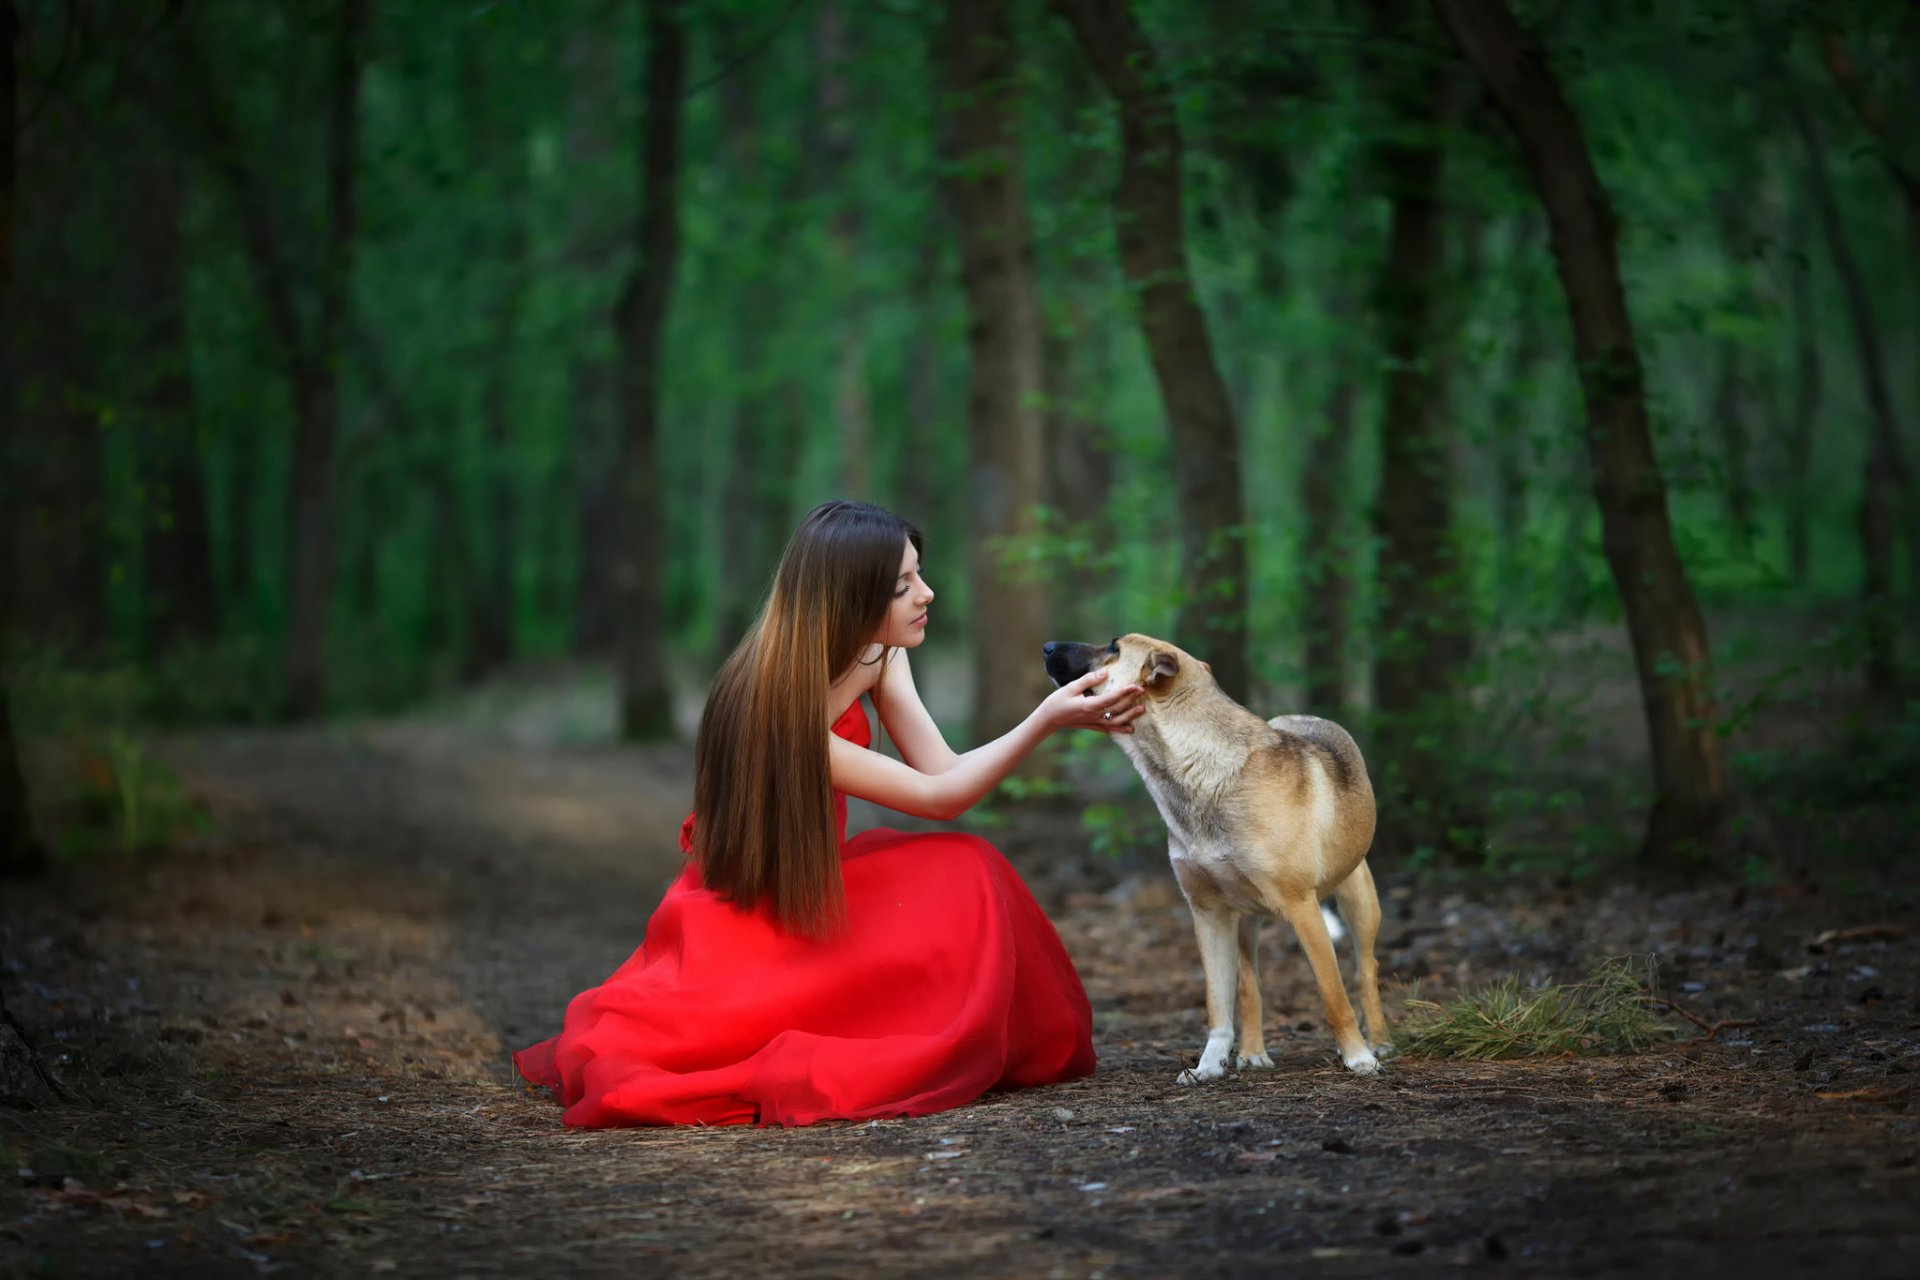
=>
[514,500,1144,1127]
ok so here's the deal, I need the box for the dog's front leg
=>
[1177,904,1242,1085]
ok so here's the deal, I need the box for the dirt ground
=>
[3,701,1917,1278]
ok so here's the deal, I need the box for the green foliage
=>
[1396,958,1681,1060]
[8,0,1919,890]
[53,732,212,862]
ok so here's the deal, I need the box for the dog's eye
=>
[1107,637,1119,653]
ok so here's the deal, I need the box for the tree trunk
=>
[816,4,873,498]
[1490,308,1546,585]
[138,152,219,652]
[612,1,686,740]
[1043,293,1114,637]
[1710,341,1756,559]
[464,63,530,685]
[1368,35,1476,861]
[1783,191,1821,587]
[560,29,621,656]
[1050,0,1249,703]
[710,71,793,659]
[1708,190,1759,561]
[283,0,370,719]
[1,0,44,879]
[1820,33,1920,266]
[1785,91,1909,693]
[11,84,105,655]
[10,298,105,651]
[898,237,954,553]
[1301,375,1356,715]
[572,362,618,653]
[1434,0,1727,864]
[939,0,1054,745]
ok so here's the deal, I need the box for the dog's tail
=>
[1320,902,1347,944]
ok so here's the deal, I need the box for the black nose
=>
[1042,641,1060,657]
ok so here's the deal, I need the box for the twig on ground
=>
[1644,997,1760,1045]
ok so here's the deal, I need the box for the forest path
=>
[3,686,1918,1278]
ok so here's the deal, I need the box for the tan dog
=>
[1043,634,1388,1080]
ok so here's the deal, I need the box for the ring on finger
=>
[1102,711,1113,721]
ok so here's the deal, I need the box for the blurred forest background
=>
[3,0,1918,887]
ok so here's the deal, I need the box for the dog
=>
[1043,634,1388,1080]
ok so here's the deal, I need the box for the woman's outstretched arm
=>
[831,668,1141,821]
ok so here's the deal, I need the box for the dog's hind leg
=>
[1177,904,1242,1085]
[1331,860,1389,1053]
[1234,915,1273,1069]
[1276,892,1379,1076]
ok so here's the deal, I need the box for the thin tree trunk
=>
[1041,41,1118,637]
[817,4,872,497]
[139,153,218,651]
[1785,92,1909,693]
[12,86,105,653]
[1,0,45,879]
[612,2,685,740]
[1709,190,1759,560]
[1491,310,1546,584]
[558,27,621,655]
[1710,342,1756,559]
[1043,292,1114,639]
[939,0,1054,745]
[572,361,618,653]
[1301,375,1356,715]
[1368,30,1475,860]
[464,64,529,683]
[1050,0,1249,702]
[898,237,951,548]
[1042,297,1112,529]
[1434,0,1727,863]
[1821,33,1920,265]
[1784,191,1821,587]
[711,70,789,658]
[283,0,369,719]
[12,299,105,650]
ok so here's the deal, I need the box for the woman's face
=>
[874,538,934,650]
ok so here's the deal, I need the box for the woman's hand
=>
[1040,668,1145,735]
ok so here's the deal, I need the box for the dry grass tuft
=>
[1394,957,1681,1060]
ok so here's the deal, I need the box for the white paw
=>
[1235,1052,1275,1070]
[1176,1061,1226,1085]
[1371,1042,1398,1061]
[1342,1048,1381,1076]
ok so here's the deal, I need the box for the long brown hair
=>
[690,500,923,936]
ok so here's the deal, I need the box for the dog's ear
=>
[1146,650,1179,686]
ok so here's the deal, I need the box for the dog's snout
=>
[1042,639,1098,689]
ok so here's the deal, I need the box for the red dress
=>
[513,699,1096,1127]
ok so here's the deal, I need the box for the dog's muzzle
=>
[1042,640,1105,690]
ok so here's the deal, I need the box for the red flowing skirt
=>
[513,705,1095,1127]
